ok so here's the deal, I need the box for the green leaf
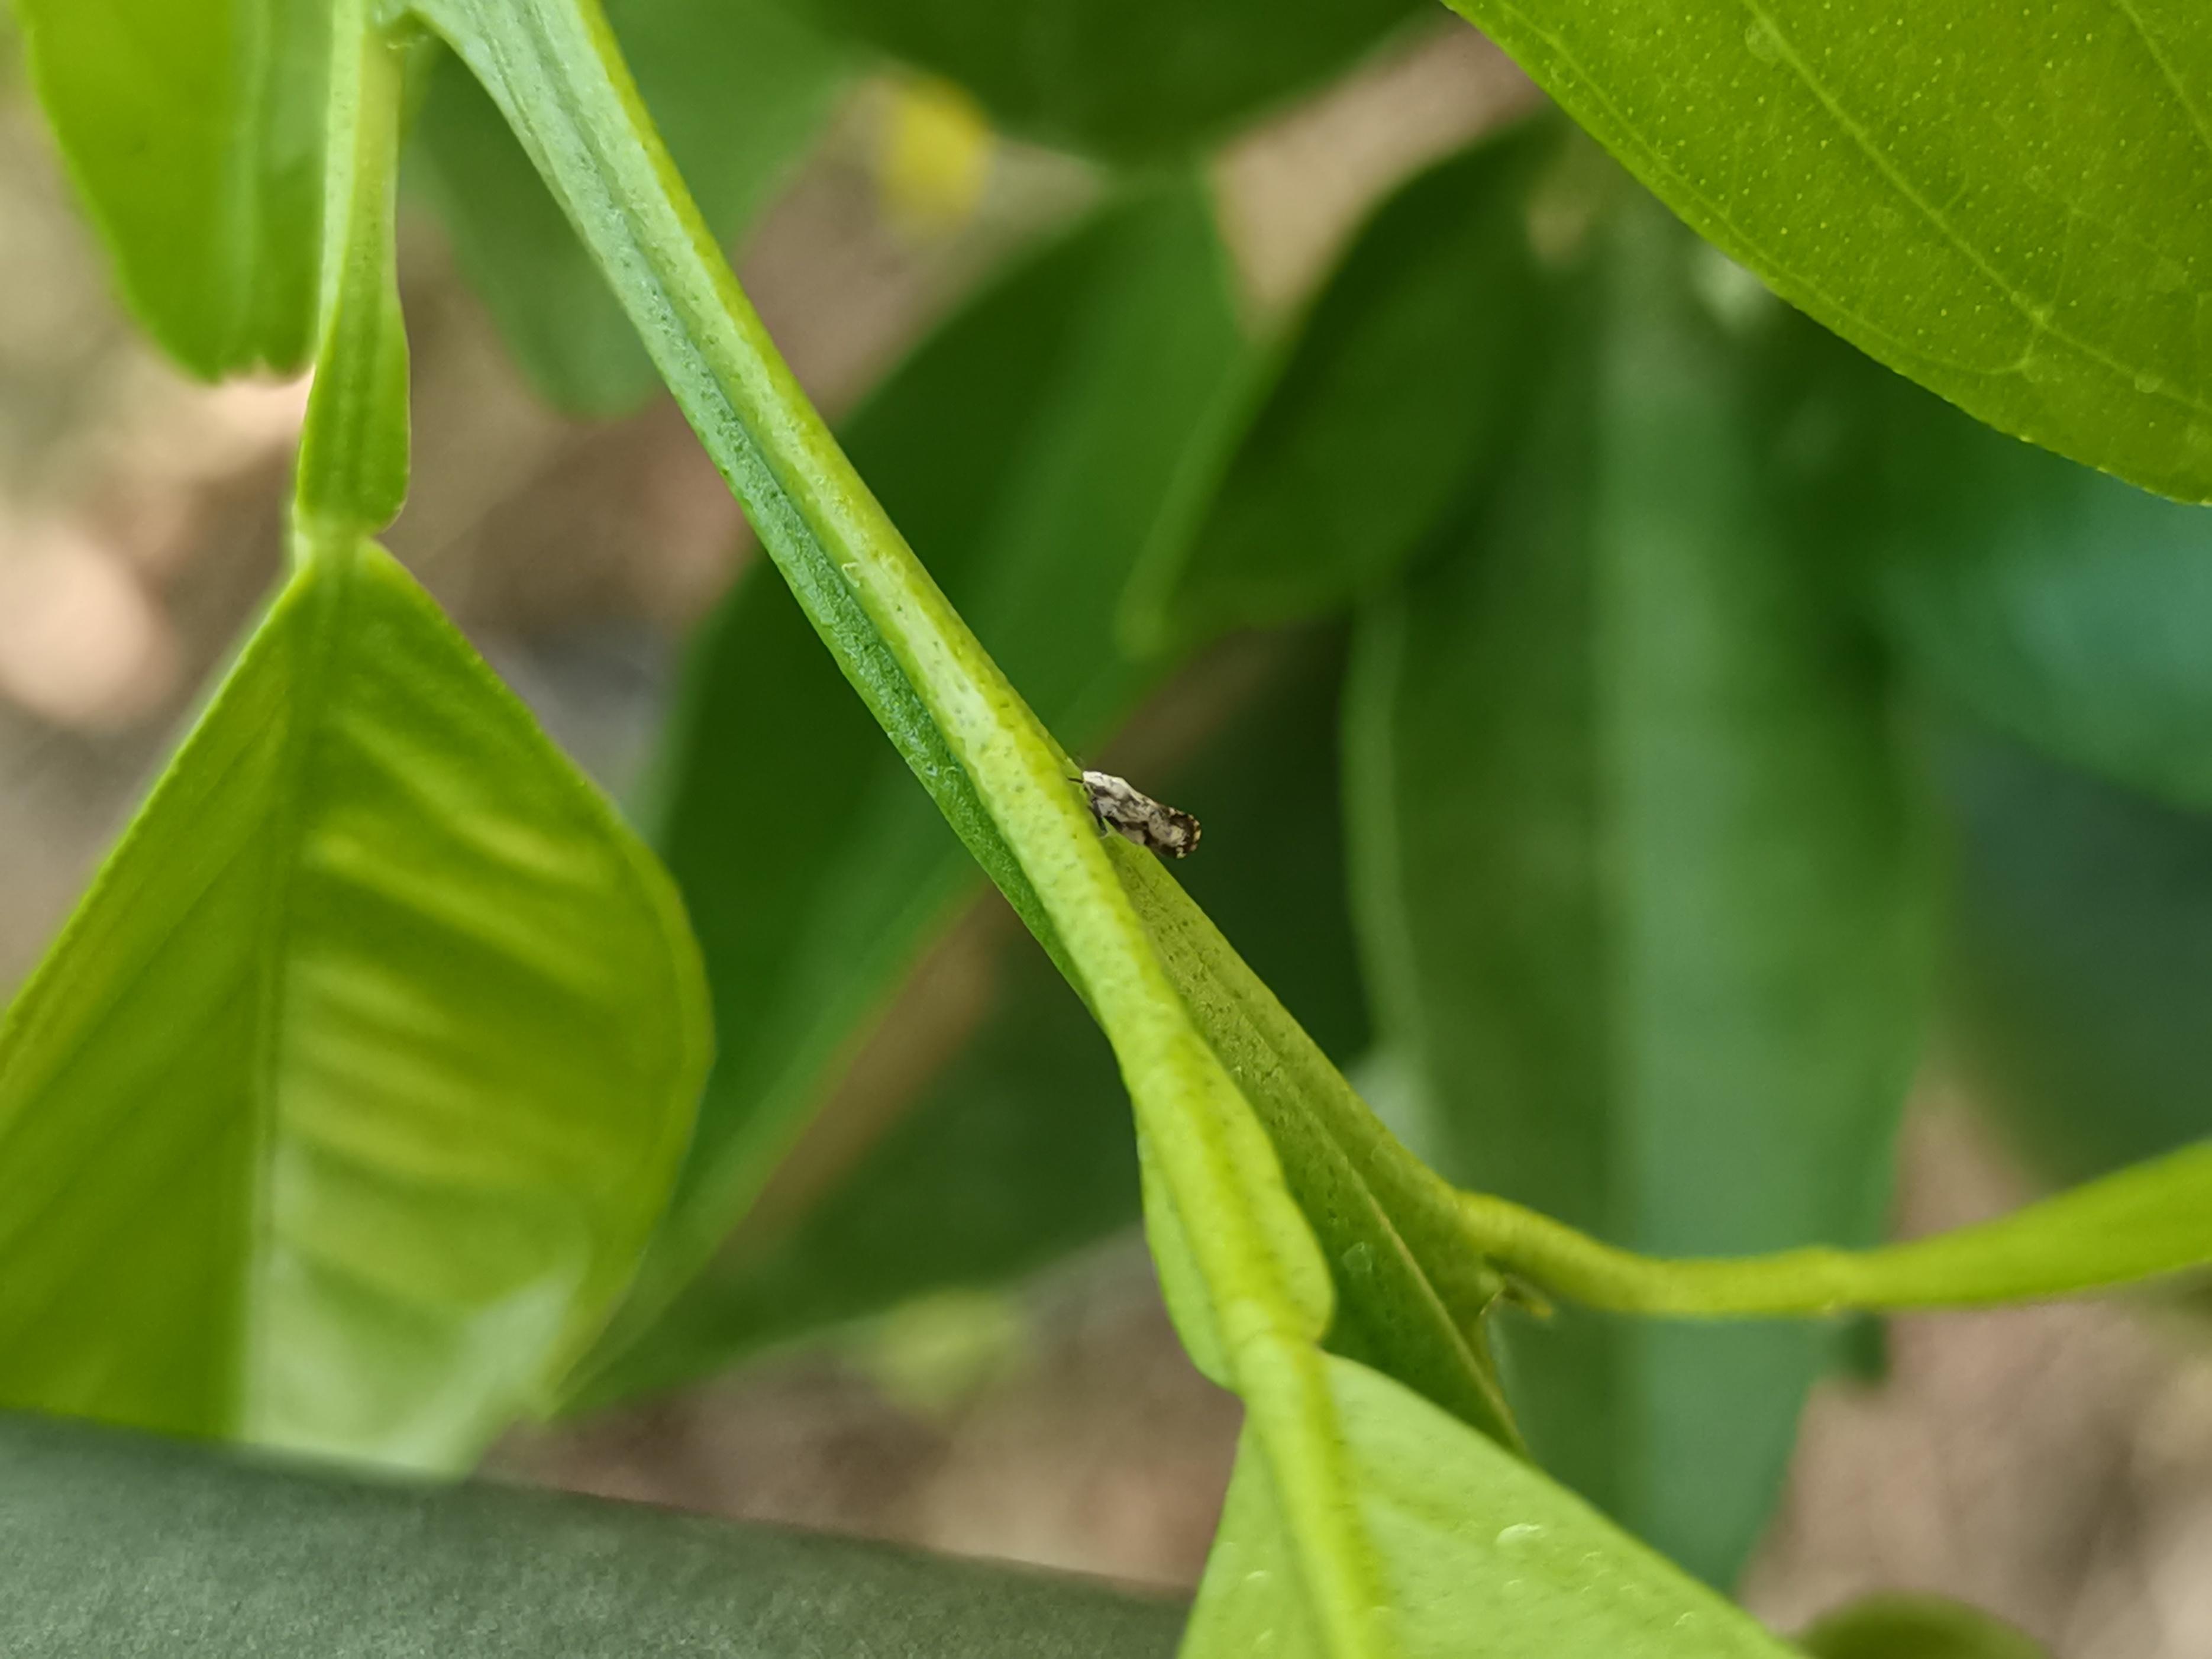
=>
[592,922,1135,1402]
[0,1410,1186,1657]
[1186,1357,1799,1659]
[15,0,326,377]
[1937,715,2212,1184]
[1111,834,1515,1455]
[1852,361,2212,814]
[410,0,850,416]
[1123,118,1564,653]
[1344,191,1930,1580]
[561,178,1249,1400]
[0,538,708,1467]
[1798,1593,2049,1659]
[1438,0,2212,502]
[784,0,1426,159]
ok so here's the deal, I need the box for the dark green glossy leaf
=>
[1439,0,2212,502]
[1853,364,2212,815]
[1345,192,1929,1581]
[1938,714,2212,1185]
[411,0,849,415]
[0,1411,1186,1657]
[0,540,708,1468]
[15,0,325,377]
[563,179,1248,1402]
[782,0,1425,159]
[1798,1593,2049,1659]
[1123,118,1562,653]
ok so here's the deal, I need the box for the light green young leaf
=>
[1122,117,1563,653]
[0,0,708,1471]
[1439,0,2212,502]
[564,180,1248,1402]
[1187,1357,1797,1659]
[1797,1594,2050,1659]
[2,1412,1186,1657]
[783,0,1426,160]
[410,0,850,416]
[1345,190,1929,1580]
[15,0,326,377]
[0,537,708,1467]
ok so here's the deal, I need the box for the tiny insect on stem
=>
[1077,769,1202,860]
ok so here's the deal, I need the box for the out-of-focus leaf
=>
[1439,0,2212,503]
[0,539,708,1469]
[1123,118,1562,653]
[1345,192,1929,1581]
[15,0,325,376]
[0,1411,1186,1658]
[574,629,1368,1405]
[594,924,1132,1404]
[1937,715,2212,1184]
[1855,363,2212,815]
[411,0,850,415]
[783,0,1425,160]
[1798,1593,2049,1659]
[1184,1357,1797,1658]
[561,178,1248,1403]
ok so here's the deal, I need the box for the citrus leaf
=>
[1,1410,1186,1657]
[410,0,850,416]
[0,539,708,1467]
[1123,117,1562,653]
[783,0,1426,160]
[1937,716,2212,1184]
[0,0,702,1472]
[15,0,325,377]
[1849,354,2212,815]
[1185,1357,1799,1659]
[1439,0,2212,502]
[1344,189,1930,1581]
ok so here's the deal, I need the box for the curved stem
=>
[1459,1140,2212,1316]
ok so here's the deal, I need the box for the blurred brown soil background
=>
[2,17,2208,1654]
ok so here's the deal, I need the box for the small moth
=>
[1080,769,1202,859]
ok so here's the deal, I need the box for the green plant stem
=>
[1459,1140,2212,1316]
[295,0,411,543]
